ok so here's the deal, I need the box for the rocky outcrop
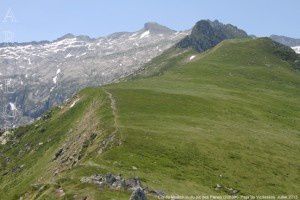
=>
[177,19,248,52]
[143,22,175,34]
[215,183,239,195]
[0,130,14,145]
[81,174,141,191]
[80,173,164,199]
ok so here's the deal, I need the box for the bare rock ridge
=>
[176,19,248,52]
[143,22,175,34]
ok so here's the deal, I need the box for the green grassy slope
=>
[101,38,300,195]
[1,38,299,199]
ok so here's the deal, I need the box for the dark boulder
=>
[105,173,117,185]
[130,187,147,200]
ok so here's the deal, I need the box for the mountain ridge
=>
[176,19,248,52]
[270,34,300,47]
[143,22,176,34]
[1,35,299,199]
[0,22,176,47]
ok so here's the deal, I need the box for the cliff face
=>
[177,19,248,52]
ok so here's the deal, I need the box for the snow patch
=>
[9,102,17,111]
[129,33,138,40]
[53,76,58,84]
[189,55,196,61]
[291,46,300,54]
[53,69,61,84]
[140,30,150,39]
[76,52,87,58]
[65,53,72,58]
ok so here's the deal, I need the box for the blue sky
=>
[0,0,299,42]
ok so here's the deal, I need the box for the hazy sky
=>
[0,0,299,42]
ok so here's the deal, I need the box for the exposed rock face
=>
[177,19,248,52]
[80,174,142,191]
[270,35,300,47]
[80,173,163,199]
[143,22,175,34]
[0,23,189,129]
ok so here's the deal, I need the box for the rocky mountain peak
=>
[143,22,175,34]
[176,19,248,52]
[55,33,76,41]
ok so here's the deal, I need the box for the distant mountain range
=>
[270,35,300,47]
[0,22,189,129]
[270,35,300,53]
